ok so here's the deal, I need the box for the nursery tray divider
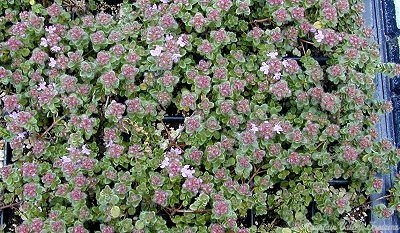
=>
[0,140,4,226]
[380,0,400,40]
[282,56,329,66]
[0,141,11,228]
[162,115,185,123]
[327,179,350,188]
[366,0,400,231]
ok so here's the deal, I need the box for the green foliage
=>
[0,0,399,232]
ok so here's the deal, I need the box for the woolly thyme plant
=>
[1,0,400,232]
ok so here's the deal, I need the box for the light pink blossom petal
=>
[260,62,269,75]
[81,144,91,155]
[314,30,324,43]
[40,38,48,47]
[267,52,278,59]
[150,45,163,57]
[177,36,186,47]
[273,124,283,134]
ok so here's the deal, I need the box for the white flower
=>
[45,26,57,34]
[273,124,283,134]
[314,30,324,43]
[9,112,19,119]
[37,82,47,91]
[49,57,56,68]
[105,141,114,148]
[40,38,48,47]
[250,123,259,133]
[172,53,182,62]
[260,62,269,75]
[177,35,186,47]
[282,60,289,68]
[81,144,91,155]
[170,147,182,155]
[160,0,170,3]
[181,165,195,178]
[66,146,76,152]
[61,156,72,164]
[160,156,170,168]
[267,52,278,59]
[165,34,174,41]
[17,132,26,139]
[50,46,61,53]
[150,45,163,57]
[273,72,282,81]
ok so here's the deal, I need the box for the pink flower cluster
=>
[160,147,197,179]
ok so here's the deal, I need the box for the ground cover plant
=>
[1,0,400,232]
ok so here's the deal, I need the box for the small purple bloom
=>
[49,57,56,68]
[267,51,278,59]
[150,45,163,57]
[37,82,47,91]
[81,144,91,155]
[40,38,48,47]
[177,35,186,47]
[181,165,195,178]
[315,30,324,42]
[260,62,269,74]
[160,156,170,168]
[273,124,283,134]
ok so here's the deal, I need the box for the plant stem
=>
[39,116,65,138]
[0,201,22,210]
[254,18,271,23]
[248,166,261,185]
[173,209,211,213]
[299,38,315,46]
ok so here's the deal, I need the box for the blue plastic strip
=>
[0,142,8,227]
[162,116,185,123]
[365,0,400,232]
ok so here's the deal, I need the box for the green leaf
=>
[110,206,120,218]
[21,48,30,57]
[135,220,145,230]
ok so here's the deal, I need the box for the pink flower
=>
[23,183,37,198]
[182,177,203,194]
[153,189,169,206]
[213,200,229,217]
[150,45,163,57]
[22,162,38,178]
[373,178,383,189]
